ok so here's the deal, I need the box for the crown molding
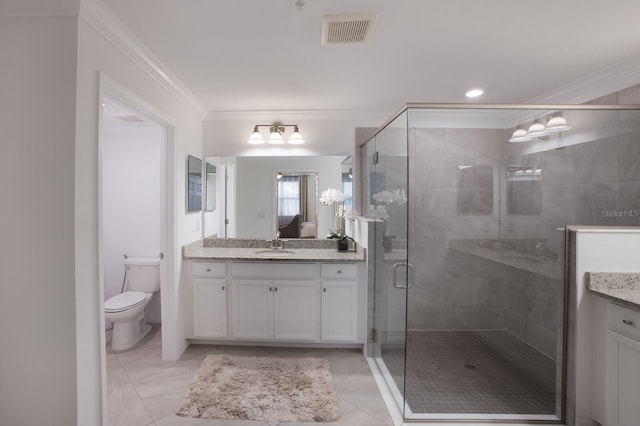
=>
[527,57,640,106]
[205,108,393,126]
[0,0,80,17]
[78,0,207,117]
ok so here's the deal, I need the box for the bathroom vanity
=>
[183,240,366,346]
[587,272,640,426]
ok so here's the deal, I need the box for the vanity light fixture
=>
[508,114,572,143]
[247,122,305,145]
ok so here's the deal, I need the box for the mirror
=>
[205,161,216,212]
[186,155,202,213]
[203,155,350,239]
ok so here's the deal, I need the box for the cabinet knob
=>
[274,287,278,292]
[623,319,635,326]
[323,288,327,292]
[337,270,342,274]
[221,286,225,291]
[206,268,211,272]
[269,287,272,292]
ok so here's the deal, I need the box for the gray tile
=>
[574,182,618,225]
[619,181,640,226]
[414,128,445,157]
[575,137,619,184]
[618,132,640,181]
[108,381,153,426]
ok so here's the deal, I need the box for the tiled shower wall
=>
[406,84,640,360]
[408,128,506,332]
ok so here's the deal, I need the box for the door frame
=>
[97,73,177,425]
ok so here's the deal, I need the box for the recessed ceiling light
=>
[465,89,484,98]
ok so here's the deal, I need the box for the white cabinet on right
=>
[605,302,640,426]
[321,264,359,342]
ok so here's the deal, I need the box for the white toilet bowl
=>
[105,291,153,351]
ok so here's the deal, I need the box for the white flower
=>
[341,207,359,221]
[320,188,348,206]
[372,189,407,205]
[370,204,389,220]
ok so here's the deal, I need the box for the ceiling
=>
[100,0,640,151]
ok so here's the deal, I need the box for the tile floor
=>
[106,326,395,426]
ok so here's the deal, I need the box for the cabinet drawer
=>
[608,302,640,340]
[321,263,357,279]
[232,262,316,279]
[192,261,226,277]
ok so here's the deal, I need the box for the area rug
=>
[176,354,339,422]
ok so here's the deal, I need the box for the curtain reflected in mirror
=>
[276,172,318,238]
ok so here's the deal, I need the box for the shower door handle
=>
[392,262,413,289]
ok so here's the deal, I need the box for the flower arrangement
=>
[320,188,357,241]
[369,189,407,220]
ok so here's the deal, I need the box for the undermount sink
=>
[254,249,295,257]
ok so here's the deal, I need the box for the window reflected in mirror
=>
[276,172,318,238]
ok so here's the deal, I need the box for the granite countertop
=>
[586,272,640,308]
[183,240,365,262]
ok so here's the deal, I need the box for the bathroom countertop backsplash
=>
[586,272,640,308]
[182,238,365,262]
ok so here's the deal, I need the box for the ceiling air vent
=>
[321,13,378,45]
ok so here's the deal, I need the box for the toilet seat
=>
[105,291,148,313]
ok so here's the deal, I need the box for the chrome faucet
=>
[271,231,283,249]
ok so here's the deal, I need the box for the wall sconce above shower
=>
[508,114,571,143]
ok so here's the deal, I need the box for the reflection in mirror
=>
[186,155,202,213]
[205,162,216,212]
[276,172,318,238]
[341,156,353,208]
[203,155,349,239]
[507,165,542,215]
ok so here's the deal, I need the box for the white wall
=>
[103,126,162,323]
[74,1,206,423]
[573,227,640,426]
[0,15,78,426]
[235,156,343,238]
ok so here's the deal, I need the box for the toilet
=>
[105,257,160,350]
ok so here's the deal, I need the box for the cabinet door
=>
[231,280,273,339]
[606,330,640,426]
[321,280,358,342]
[192,278,227,338]
[273,280,319,341]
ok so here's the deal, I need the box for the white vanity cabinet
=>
[187,259,363,346]
[320,264,358,342]
[230,263,319,341]
[605,302,640,426]
[191,262,227,338]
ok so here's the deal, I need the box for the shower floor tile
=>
[382,330,557,415]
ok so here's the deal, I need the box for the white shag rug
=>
[176,354,339,422]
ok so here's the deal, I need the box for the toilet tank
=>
[124,257,161,292]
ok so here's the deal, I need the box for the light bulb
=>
[267,130,284,144]
[248,127,265,144]
[508,127,531,143]
[545,116,571,132]
[288,127,305,144]
[527,121,549,138]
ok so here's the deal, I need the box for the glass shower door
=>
[368,111,411,416]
